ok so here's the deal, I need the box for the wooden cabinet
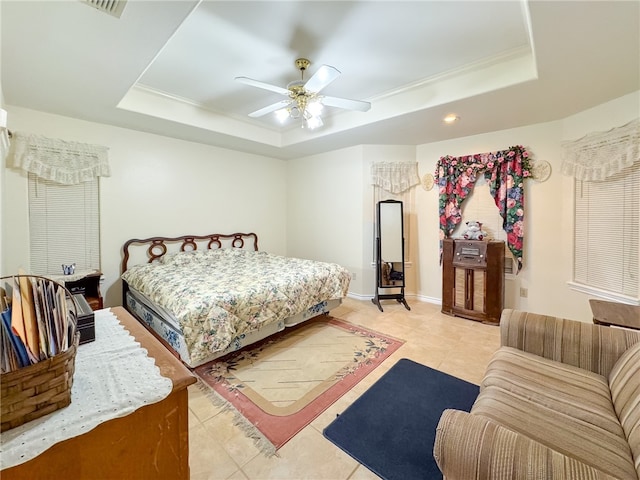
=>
[64,271,103,310]
[1,307,196,480]
[442,238,504,324]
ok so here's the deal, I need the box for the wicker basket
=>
[0,275,79,432]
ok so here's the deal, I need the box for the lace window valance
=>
[561,118,639,181]
[9,132,110,185]
[370,162,420,194]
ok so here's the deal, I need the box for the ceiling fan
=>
[235,58,371,129]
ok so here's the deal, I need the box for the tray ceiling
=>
[1,1,638,159]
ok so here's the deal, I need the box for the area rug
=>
[323,358,479,480]
[194,316,404,454]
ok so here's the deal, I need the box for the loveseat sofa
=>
[434,309,640,479]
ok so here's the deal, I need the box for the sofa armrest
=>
[500,309,640,377]
[434,410,620,480]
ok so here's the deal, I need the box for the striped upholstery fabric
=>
[435,410,621,480]
[609,342,640,477]
[473,347,636,479]
[501,309,640,377]
[434,310,640,479]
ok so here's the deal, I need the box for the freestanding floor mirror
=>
[372,199,410,312]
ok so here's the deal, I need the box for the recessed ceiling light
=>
[443,114,459,124]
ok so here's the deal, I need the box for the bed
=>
[121,233,351,368]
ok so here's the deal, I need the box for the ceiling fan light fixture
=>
[289,106,301,119]
[238,57,370,130]
[275,108,290,123]
[306,99,324,116]
[305,115,323,130]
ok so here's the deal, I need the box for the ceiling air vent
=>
[80,0,127,18]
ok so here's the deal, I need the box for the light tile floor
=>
[187,297,501,480]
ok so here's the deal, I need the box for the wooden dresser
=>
[1,306,197,480]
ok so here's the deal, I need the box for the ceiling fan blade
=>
[303,65,341,94]
[322,95,371,112]
[248,99,292,118]
[235,76,290,96]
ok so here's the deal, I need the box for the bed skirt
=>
[125,290,341,368]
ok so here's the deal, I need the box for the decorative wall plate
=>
[532,160,551,182]
[422,173,435,191]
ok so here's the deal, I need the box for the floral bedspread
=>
[121,249,351,363]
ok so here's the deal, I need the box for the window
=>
[455,176,516,276]
[562,118,639,303]
[370,162,420,263]
[28,174,101,275]
[8,132,109,276]
[572,162,639,301]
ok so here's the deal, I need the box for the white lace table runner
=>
[0,308,173,469]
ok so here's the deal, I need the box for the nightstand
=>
[589,299,640,331]
[64,271,103,310]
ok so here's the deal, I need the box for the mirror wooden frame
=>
[372,200,410,312]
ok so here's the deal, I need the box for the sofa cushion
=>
[609,341,640,478]
[500,309,640,377]
[471,346,637,479]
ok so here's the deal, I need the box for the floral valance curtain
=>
[370,162,420,194]
[435,145,531,272]
[9,132,110,185]
[561,118,639,181]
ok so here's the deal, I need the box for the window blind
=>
[28,174,100,275]
[574,162,639,298]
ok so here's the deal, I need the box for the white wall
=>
[286,146,367,294]
[286,144,420,298]
[418,92,639,321]
[3,92,637,320]
[290,91,639,322]
[2,106,288,307]
[416,121,567,316]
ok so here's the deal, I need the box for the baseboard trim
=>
[346,292,442,306]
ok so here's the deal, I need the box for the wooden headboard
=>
[121,232,259,274]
